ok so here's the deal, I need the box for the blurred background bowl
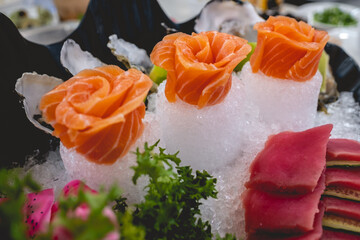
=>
[53,0,89,21]
[305,2,360,30]
[20,20,79,45]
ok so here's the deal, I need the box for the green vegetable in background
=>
[10,7,53,29]
[314,7,357,26]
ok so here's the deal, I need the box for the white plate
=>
[20,20,79,45]
[157,0,210,23]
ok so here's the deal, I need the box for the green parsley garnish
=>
[131,140,218,239]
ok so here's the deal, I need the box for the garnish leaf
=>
[131,141,218,240]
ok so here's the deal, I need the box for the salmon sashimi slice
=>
[39,66,153,164]
[250,16,329,82]
[150,31,251,108]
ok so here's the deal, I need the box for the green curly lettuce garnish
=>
[131,140,218,240]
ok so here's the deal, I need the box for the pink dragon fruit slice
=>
[24,188,54,238]
[50,202,59,222]
[62,180,97,197]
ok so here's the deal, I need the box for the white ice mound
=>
[60,39,104,75]
[154,74,250,172]
[151,76,267,237]
[60,112,161,204]
[200,150,257,239]
[18,150,70,197]
[316,92,360,141]
[239,62,322,132]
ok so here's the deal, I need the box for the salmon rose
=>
[150,31,251,108]
[39,66,152,164]
[250,16,329,82]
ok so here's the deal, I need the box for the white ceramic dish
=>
[20,20,79,45]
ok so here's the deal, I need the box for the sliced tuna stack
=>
[322,138,360,238]
[243,124,333,239]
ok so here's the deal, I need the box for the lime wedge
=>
[149,65,167,85]
[319,51,330,93]
[234,42,257,72]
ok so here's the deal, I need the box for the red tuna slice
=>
[285,202,324,240]
[326,138,360,162]
[321,229,360,240]
[323,196,360,221]
[247,124,332,194]
[24,188,54,238]
[247,202,324,240]
[326,168,360,191]
[243,174,325,235]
